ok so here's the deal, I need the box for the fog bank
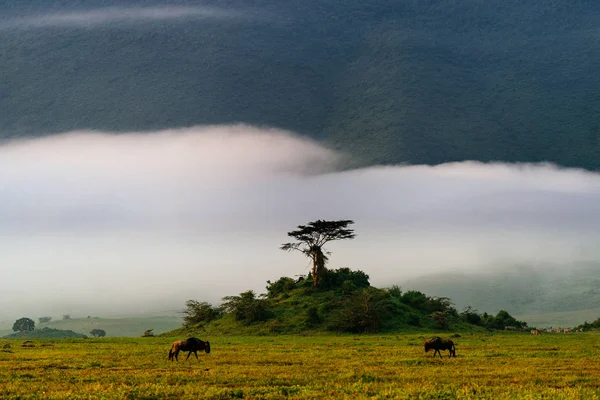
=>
[1,125,599,320]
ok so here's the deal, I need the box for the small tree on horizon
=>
[280,219,356,287]
[38,316,52,324]
[89,329,106,337]
[12,318,35,334]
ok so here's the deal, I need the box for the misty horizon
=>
[1,125,599,321]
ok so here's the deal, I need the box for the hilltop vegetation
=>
[2,0,600,170]
[170,268,527,336]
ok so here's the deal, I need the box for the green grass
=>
[1,333,600,399]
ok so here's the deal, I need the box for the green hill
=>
[164,268,526,336]
[3,327,86,339]
[0,316,182,338]
[36,316,182,338]
[2,1,600,170]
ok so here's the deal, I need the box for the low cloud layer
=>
[1,125,599,320]
[0,6,243,30]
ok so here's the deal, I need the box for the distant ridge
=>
[2,0,600,170]
[402,263,600,326]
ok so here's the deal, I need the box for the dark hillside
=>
[1,1,600,169]
[3,327,87,339]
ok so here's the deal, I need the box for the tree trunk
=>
[311,248,326,287]
[311,257,319,287]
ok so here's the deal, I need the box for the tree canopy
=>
[13,317,35,333]
[90,329,106,338]
[281,219,356,287]
[183,300,222,327]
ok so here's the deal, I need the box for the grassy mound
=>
[3,327,87,339]
[164,268,527,336]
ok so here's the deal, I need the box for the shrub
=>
[329,288,390,333]
[429,311,449,329]
[221,291,273,325]
[407,313,421,326]
[183,300,222,327]
[319,268,370,291]
[266,277,297,297]
[460,306,482,325]
[387,285,403,299]
[401,290,429,309]
[304,307,322,327]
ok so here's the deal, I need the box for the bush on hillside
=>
[429,311,449,329]
[328,287,390,333]
[481,310,526,330]
[400,291,457,316]
[183,300,222,327]
[319,268,370,291]
[387,285,402,298]
[266,277,297,297]
[460,306,482,325]
[222,291,273,325]
[304,306,322,327]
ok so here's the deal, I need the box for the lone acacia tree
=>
[280,219,356,287]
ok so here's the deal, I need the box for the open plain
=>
[1,333,599,399]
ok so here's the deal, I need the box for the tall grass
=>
[1,333,599,399]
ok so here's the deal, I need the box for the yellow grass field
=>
[1,333,600,399]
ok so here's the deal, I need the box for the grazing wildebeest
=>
[424,337,456,358]
[2,344,10,349]
[168,338,210,361]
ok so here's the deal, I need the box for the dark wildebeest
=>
[424,337,456,358]
[168,338,211,361]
